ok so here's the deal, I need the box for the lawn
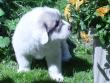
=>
[0,54,93,83]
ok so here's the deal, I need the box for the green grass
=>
[0,56,93,83]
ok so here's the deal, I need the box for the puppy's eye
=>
[48,20,60,35]
[56,21,63,32]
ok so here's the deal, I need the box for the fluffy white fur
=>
[12,7,71,82]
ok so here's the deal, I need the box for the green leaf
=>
[79,20,86,30]
[107,16,110,23]
[4,19,19,31]
[84,15,91,21]
[94,11,99,17]
[107,0,110,4]
[0,0,3,3]
[96,24,101,29]
[0,8,5,16]
[0,36,10,48]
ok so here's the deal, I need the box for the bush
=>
[64,0,110,46]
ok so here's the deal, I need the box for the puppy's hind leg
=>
[45,52,63,82]
[15,53,32,72]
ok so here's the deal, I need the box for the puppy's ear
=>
[40,23,49,45]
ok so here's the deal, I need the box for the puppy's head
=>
[40,7,71,44]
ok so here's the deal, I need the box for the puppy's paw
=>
[50,73,64,82]
[18,68,30,73]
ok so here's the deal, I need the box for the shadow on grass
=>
[62,57,93,77]
[0,77,14,83]
[32,56,92,77]
[32,59,47,69]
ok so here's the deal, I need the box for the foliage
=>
[64,0,110,46]
[0,36,10,48]
[0,8,4,16]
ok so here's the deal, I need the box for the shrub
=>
[64,0,110,46]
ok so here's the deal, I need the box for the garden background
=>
[0,0,110,83]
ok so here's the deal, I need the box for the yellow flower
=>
[64,4,73,22]
[76,0,85,10]
[68,0,85,10]
[96,7,110,17]
[68,0,77,5]
[64,4,71,19]
[80,31,90,43]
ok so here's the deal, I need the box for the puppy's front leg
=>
[61,40,72,61]
[15,53,32,72]
[45,51,63,82]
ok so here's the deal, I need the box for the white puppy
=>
[12,7,71,82]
